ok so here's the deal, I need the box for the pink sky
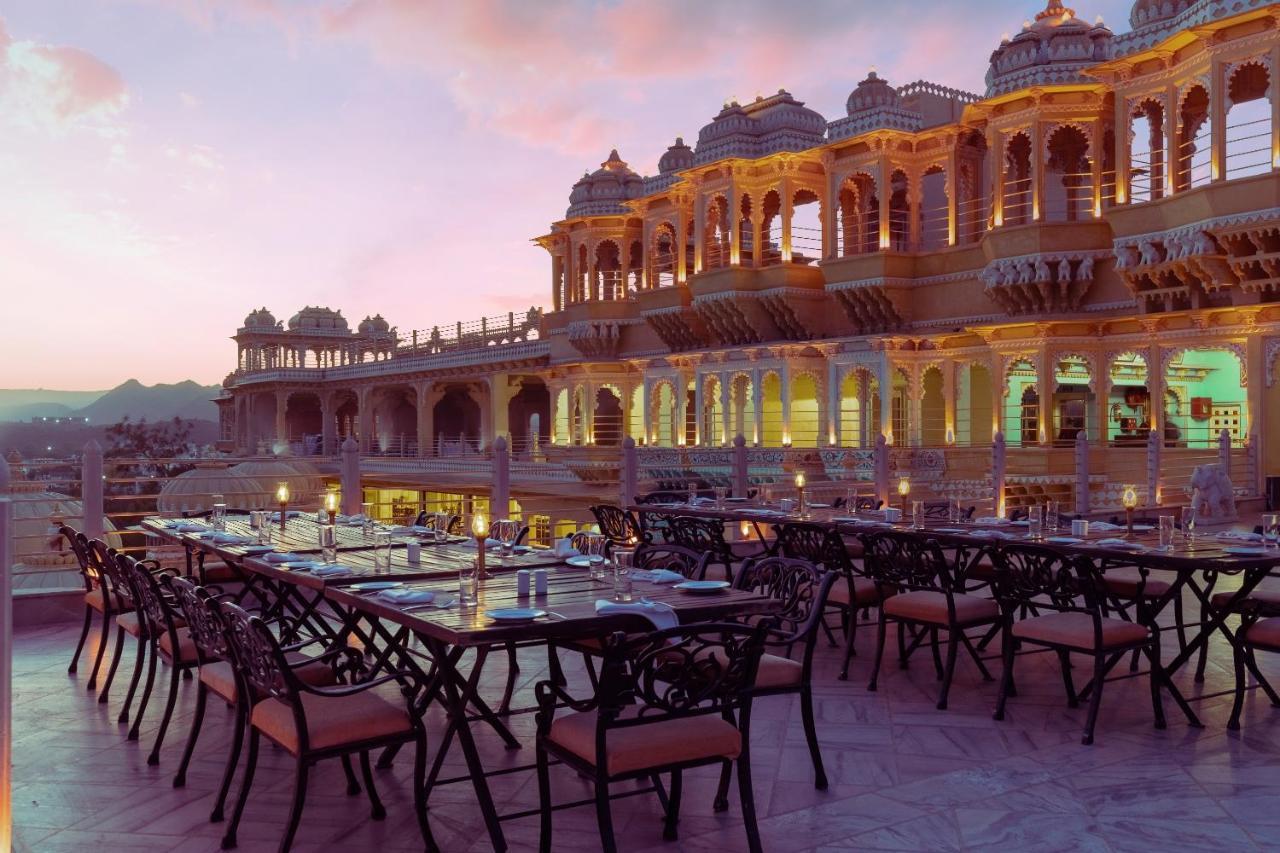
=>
[0,0,1132,390]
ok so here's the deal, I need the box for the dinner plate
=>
[487,608,546,623]
[673,580,731,594]
[349,581,404,592]
[1132,524,1155,532]
[1223,546,1267,556]
[934,527,967,534]
[566,555,602,568]
[1046,536,1084,544]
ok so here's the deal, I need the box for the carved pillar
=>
[946,142,959,244]
[751,369,763,445]
[1092,117,1104,214]
[990,354,1004,439]
[751,214,764,269]
[1037,354,1053,446]
[780,362,793,445]
[827,360,841,446]
[942,360,957,444]
[1030,118,1043,220]
[728,182,741,266]
[1147,341,1164,437]
[720,374,731,446]
[1272,45,1280,171]
[321,392,336,456]
[693,194,706,274]
[822,155,839,259]
[990,127,1005,226]
[1210,57,1227,182]
[275,390,289,449]
[877,154,891,248]
[357,387,374,455]
[1114,94,1130,204]
[878,354,894,443]
[675,374,689,446]
[1165,84,1179,193]
[676,207,689,284]
[693,374,705,446]
[780,174,794,263]
[487,374,511,445]
[909,365,923,447]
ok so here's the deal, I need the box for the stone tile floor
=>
[10,593,1280,852]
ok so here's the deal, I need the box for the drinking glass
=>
[212,498,227,532]
[1045,500,1059,532]
[496,519,518,556]
[374,532,392,574]
[687,481,699,505]
[1264,513,1280,550]
[319,524,337,564]
[361,502,375,536]
[434,511,451,543]
[459,559,478,605]
[714,486,728,509]
[948,499,962,524]
[846,489,859,514]
[1027,505,1043,541]
[1158,515,1175,551]
[257,520,273,547]
[584,533,608,581]
[911,500,924,530]
[1180,506,1196,544]
[612,548,634,602]
[248,509,261,530]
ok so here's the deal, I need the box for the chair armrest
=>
[533,679,597,716]
[293,669,416,699]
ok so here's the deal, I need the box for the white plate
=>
[487,608,546,623]
[1046,536,1084,544]
[566,555,602,568]
[1133,524,1154,532]
[934,527,967,534]
[349,581,404,592]
[1223,546,1267,556]
[674,580,731,594]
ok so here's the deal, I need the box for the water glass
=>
[714,486,728,509]
[584,533,608,581]
[1045,500,1059,532]
[496,519,518,556]
[459,559,478,605]
[911,500,924,530]
[612,548,634,602]
[1158,515,1175,551]
[319,524,337,564]
[1071,519,1089,537]
[256,520,273,547]
[779,498,796,514]
[248,509,261,530]
[846,489,859,514]
[374,532,392,574]
[687,481,699,505]
[1265,513,1280,549]
[434,511,451,543]
[361,502,375,536]
[212,499,227,532]
[1027,505,1043,541]
[1180,506,1196,544]
[948,499,963,524]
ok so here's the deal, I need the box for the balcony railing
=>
[397,309,542,355]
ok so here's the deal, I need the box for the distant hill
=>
[72,379,223,424]
[0,389,105,421]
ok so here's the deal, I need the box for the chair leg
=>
[221,729,260,849]
[69,604,93,674]
[174,682,208,787]
[280,758,310,853]
[1245,648,1280,707]
[118,633,145,724]
[1056,649,1078,708]
[413,731,439,852]
[148,663,183,765]
[536,743,554,853]
[128,640,159,741]
[99,624,127,704]
[547,644,567,688]
[1145,640,1166,731]
[340,755,361,795]
[87,608,112,690]
[736,745,764,853]
[867,613,888,691]
[375,742,402,770]
[1082,653,1107,745]
[839,612,858,681]
[937,629,960,711]
[662,768,683,841]
[896,621,909,669]
[799,687,827,789]
[993,625,1015,722]
[359,751,385,820]
[1228,639,1248,730]
[499,642,519,715]
[1173,594,1187,653]
[1195,596,1210,683]
[211,701,247,822]
[930,628,945,681]
[594,773,617,853]
[713,760,733,812]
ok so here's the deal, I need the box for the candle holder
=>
[325,490,339,526]
[472,513,488,579]
[1121,485,1139,539]
[897,477,911,519]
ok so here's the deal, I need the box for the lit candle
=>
[324,490,339,524]
[276,482,290,529]
[794,471,806,517]
[1122,485,1138,539]
[898,476,911,517]
[472,512,488,575]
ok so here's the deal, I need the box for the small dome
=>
[565,149,644,218]
[695,89,826,163]
[242,307,277,329]
[846,70,900,115]
[157,463,274,513]
[227,459,325,504]
[1129,0,1196,30]
[657,137,694,175]
[986,1,1112,97]
[287,306,350,332]
[359,314,391,334]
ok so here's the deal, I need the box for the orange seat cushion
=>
[1246,617,1280,650]
[1012,612,1149,651]
[547,706,742,776]
[749,653,802,690]
[251,686,412,755]
[201,653,337,703]
[828,576,888,608]
[85,588,114,612]
[158,629,198,665]
[1211,585,1280,612]
[882,590,999,626]
[116,612,143,637]
[1103,569,1171,599]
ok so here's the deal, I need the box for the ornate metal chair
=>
[1228,603,1280,730]
[62,526,114,681]
[412,510,462,533]
[534,622,771,853]
[666,515,752,581]
[860,530,1000,710]
[590,503,645,547]
[218,603,435,852]
[84,538,148,714]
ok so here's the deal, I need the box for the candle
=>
[324,490,339,525]
[794,472,805,489]
[276,482,290,529]
[1122,485,1138,538]
[898,476,910,516]
[794,471,806,516]
[473,512,488,575]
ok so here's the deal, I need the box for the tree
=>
[104,415,195,461]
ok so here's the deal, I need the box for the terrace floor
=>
[10,594,1280,853]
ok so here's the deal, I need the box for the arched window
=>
[888,170,910,250]
[956,364,994,445]
[1176,84,1211,191]
[790,189,822,264]
[920,367,946,445]
[1129,98,1165,203]
[576,243,588,303]
[651,222,676,289]
[956,131,989,244]
[704,194,730,270]
[650,381,676,446]
[729,374,754,443]
[594,241,621,301]
[1225,62,1272,180]
[1003,358,1038,447]
[837,173,878,255]
[1045,125,1092,221]
[738,194,754,265]
[594,386,623,446]
[790,374,820,447]
[627,239,643,293]
[1003,131,1033,226]
[1105,352,1149,444]
[760,372,783,445]
[919,166,949,250]
[702,376,723,445]
[760,190,783,266]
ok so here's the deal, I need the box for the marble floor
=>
[9,594,1280,853]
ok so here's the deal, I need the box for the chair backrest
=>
[122,556,181,641]
[86,537,133,609]
[596,622,769,725]
[854,496,882,512]
[733,557,836,650]
[666,516,732,564]
[59,525,94,589]
[169,575,230,665]
[636,491,687,505]
[989,543,1104,615]
[590,504,643,546]
[632,543,710,580]
[220,601,295,704]
[413,510,462,533]
[487,520,530,545]
[922,501,951,520]
[860,530,950,591]
[775,522,855,575]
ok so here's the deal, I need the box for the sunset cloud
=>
[0,16,128,131]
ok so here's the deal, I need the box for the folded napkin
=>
[690,497,715,506]
[553,538,581,558]
[631,569,686,584]
[311,564,358,578]
[391,525,432,536]
[969,529,1013,540]
[261,552,296,563]
[460,538,503,550]
[169,523,206,533]
[974,517,1006,526]
[377,588,435,605]
[199,532,254,544]
[1218,531,1264,543]
[1088,521,1123,532]
[595,598,678,631]
[1094,538,1143,550]
[268,511,303,521]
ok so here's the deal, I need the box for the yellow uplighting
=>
[795,471,806,489]
[898,477,910,497]
[1122,485,1139,509]
[472,512,488,539]
[276,482,290,505]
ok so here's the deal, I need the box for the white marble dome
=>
[287,306,349,332]
[242,307,278,329]
[359,314,392,334]
[1130,0,1197,29]
[657,137,694,175]
[566,149,644,218]
[695,90,826,163]
[986,1,1112,97]
[157,463,273,513]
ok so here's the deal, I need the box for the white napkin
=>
[378,588,435,604]
[1218,531,1263,543]
[970,529,1013,540]
[631,569,686,584]
[595,598,678,631]
[202,532,253,544]
[269,511,302,521]
[261,552,296,563]
[1094,538,1144,550]
[460,538,502,550]
[974,517,1005,526]
[311,564,358,577]
[391,525,432,536]
[554,538,581,558]
[170,523,205,533]
[1089,521,1123,532]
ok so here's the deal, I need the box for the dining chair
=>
[83,538,148,714]
[218,602,436,853]
[589,503,645,547]
[667,515,756,581]
[774,521,887,680]
[534,622,771,853]
[990,543,1173,745]
[1228,603,1280,730]
[61,526,115,683]
[412,510,462,533]
[860,530,1000,710]
[718,556,838,798]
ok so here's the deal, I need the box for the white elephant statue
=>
[1189,462,1238,522]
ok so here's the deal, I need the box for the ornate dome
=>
[986,1,1112,97]
[694,90,826,164]
[227,459,325,505]
[565,149,644,218]
[1130,0,1197,29]
[359,314,391,334]
[657,137,694,175]
[242,307,277,329]
[847,71,899,114]
[287,306,350,333]
[157,463,273,513]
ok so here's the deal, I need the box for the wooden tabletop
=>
[325,567,775,647]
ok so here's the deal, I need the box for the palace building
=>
[218,0,1280,528]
